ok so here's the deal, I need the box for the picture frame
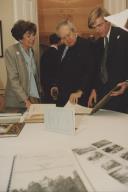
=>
[0,21,3,57]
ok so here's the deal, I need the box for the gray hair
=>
[56,19,76,32]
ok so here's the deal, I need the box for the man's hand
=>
[69,90,83,104]
[88,89,97,107]
[111,82,128,96]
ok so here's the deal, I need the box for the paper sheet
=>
[105,9,128,31]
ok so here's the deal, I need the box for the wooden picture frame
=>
[0,21,3,57]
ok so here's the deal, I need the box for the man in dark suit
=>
[56,20,95,106]
[40,33,61,103]
[88,7,128,113]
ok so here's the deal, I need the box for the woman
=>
[5,20,40,109]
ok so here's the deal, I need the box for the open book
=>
[2,150,94,192]
[65,86,119,115]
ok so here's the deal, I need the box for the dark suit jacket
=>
[57,36,95,106]
[40,46,60,103]
[93,26,128,112]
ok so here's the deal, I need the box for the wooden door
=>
[38,0,103,45]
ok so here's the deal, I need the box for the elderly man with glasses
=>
[55,20,95,106]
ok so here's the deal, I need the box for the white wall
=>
[0,0,39,89]
[0,0,15,88]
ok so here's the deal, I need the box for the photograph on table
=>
[72,146,96,156]
[101,159,121,172]
[103,144,124,154]
[92,139,112,148]
[8,151,93,192]
[109,167,128,186]
[120,151,128,161]
[0,122,25,137]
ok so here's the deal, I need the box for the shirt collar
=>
[106,25,111,40]
[50,45,58,50]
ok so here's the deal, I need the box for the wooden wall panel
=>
[38,0,103,45]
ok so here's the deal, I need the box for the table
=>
[0,109,128,192]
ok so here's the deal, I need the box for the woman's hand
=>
[24,99,31,109]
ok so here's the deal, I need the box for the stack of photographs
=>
[72,139,128,189]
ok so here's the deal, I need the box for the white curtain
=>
[104,0,126,14]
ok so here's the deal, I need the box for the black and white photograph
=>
[92,139,112,148]
[0,123,25,137]
[121,151,128,161]
[9,151,90,192]
[101,160,121,171]
[109,167,128,186]
[87,151,104,162]
[0,20,3,57]
[103,144,124,154]
[72,146,96,155]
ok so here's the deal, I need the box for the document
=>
[105,9,128,31]
[65,101,92,115]
[0,111,22,124]
[0,116,22,124]
[3,150,94,192]
[44,107,76,135]
[0,113,22,117]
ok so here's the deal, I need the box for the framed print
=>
[0,21,3,57]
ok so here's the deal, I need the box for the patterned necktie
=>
[100,37,109,84]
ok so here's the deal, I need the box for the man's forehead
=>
[95,17,105,24]
[58,25,71,33]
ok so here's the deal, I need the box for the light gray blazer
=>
[5,43,39,108]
